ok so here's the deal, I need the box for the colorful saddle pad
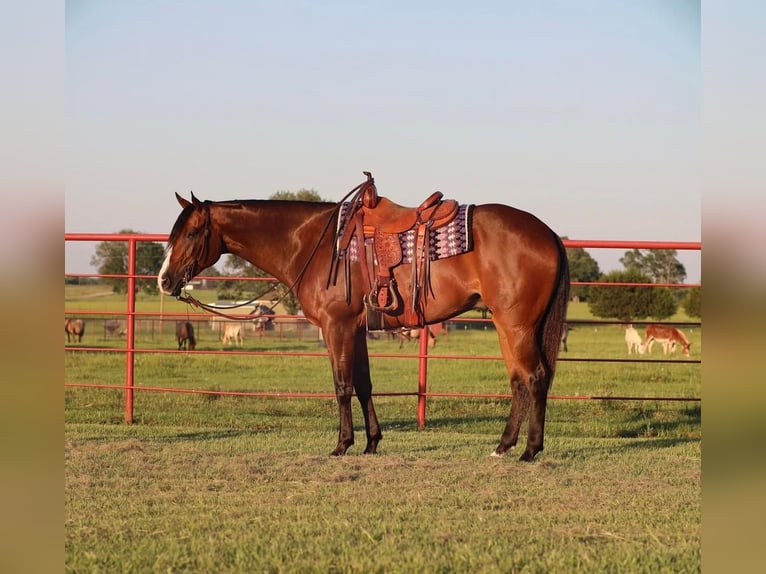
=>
[338,203,474,264]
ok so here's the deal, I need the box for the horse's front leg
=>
[324,325,358,456]
[352,328,382,454]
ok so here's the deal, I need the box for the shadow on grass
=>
[382,413,502,431]
[153,428,277,443]
[613,403,701,438]
[615,436,700,450]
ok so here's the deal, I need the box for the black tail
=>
[541,235,570,385]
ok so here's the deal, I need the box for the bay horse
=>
[176,321,196,351]
[65,318,85,343]
[158,175,569,461]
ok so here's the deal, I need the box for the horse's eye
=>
[186,230,196,239]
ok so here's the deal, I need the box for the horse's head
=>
[158,192,225,297]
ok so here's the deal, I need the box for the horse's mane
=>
[166,198,338,252]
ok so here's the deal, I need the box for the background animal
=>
[65,318,85,343]
[104,319,127,337]
[176,321,196,351]
[624,325,645,354]
[250,305,275,336]
[397,328,436,348]
[644,324,691,356]
[560,323,572,352]
[221,322,244,347]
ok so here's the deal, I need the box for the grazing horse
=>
[158,174,569,461]
[64,318,85,343]
[644,324,691,357]
[176,321,196,351]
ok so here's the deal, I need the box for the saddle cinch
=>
[332,172,459,329]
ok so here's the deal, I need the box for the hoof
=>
[491,443,514,457]
[518,449,539,462]
[363,435,382,454]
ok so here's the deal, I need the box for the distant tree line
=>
[566,243,700,321]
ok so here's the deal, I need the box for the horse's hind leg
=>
[493,378,530,456]
[519,363,550,462]
[493,323,551,461]
[352,328,382,454]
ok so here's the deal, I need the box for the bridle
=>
[175,173,374,322]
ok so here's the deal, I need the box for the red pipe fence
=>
[65,233,701,426]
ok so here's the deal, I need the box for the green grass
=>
[65,286,701,573]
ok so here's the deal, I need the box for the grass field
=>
[65,286,701,573]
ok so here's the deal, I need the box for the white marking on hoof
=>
[491,450,504,458]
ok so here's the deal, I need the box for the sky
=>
[64,1,701,282]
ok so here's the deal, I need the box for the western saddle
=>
[333,172,459,327]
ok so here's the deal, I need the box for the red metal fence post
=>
[417,325,430,429]
[125,238,136,423]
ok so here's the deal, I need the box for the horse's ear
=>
[175,192,192,209]
[190,191,204,208]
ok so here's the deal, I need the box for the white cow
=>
[221,322,244,347]
[625,325,645,355]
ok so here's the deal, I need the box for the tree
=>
[217,255,275,302]
[620,249,687,285]
[682,286,701,318]
[587,269,678,321]
[90,230,166,294]
[198,265,221,290]
[647,287,678,321]
[217,188,328,313]
[270,188,324,202]
[564,241,601,301]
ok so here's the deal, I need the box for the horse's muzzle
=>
[157,250,185,296]
[157,272,183,297]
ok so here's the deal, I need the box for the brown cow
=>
[65,318,85,343]
[644,324,691,357]
[176,321,196,351]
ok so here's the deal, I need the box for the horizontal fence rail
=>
[65,233,701,426]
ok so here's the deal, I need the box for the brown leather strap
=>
[418,191,443,211]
